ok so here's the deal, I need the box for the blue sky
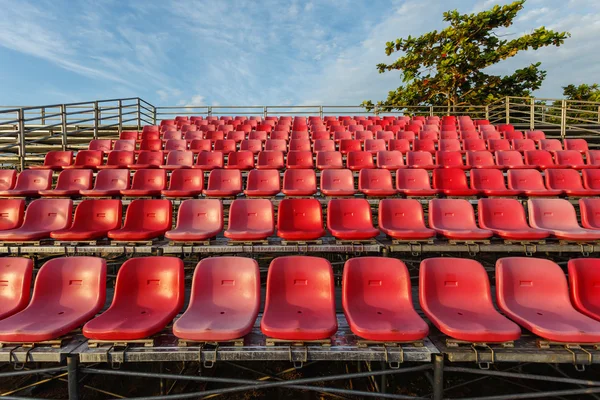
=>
[0,0,598,107]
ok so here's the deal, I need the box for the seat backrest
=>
[213,139,236,153]
[568,258,600,317]
[406,151,434,166]
[316,151,343,168]
[504,131,524,140]
[358,169,394,190]
[378,199,427,230]
[93,169,130,190]
[478,198,529,230]
[420,258,495,312]
[289,139,311,152]
[587,150,600,166]
[185,132,205,142]
[136,151,164,166]
[228,199,274,231]
[32,257,106,314]
[120,131,138,140]
[482,131,502,140]
[283,169,317,191]
[583,169,600,189]
[525,130,546,141]
[168,168,204,191]
[327,199,375,230]
[347,151,374,169]
[265,256,334,309]
[488,139,510,151]
[264,139,287,152]
[246,169,280,192]
[163,131,183,140]
[527,199,581,230]
[196,151,223,168]
[257,151,284,168]
[43,151,73,167]
[113,140,136,152]
[320,169,353,191]
[507,169,546,190]
[343,257,413,311]
[496,257,571,311]
[539,139,562,152]
[74,150,103,167]
[190,257,260,314]
[0,170,17,191]
[207,169,242,191]
[22,199,73,231]
[470,168,507,190]
[278,199,323,231]
[376,151,404,168]
[495,150,524,167]
[175,199,223,231]
[271,131,290,141]
[0,257,33,318]
[388,139,411,153]
[579,198,600,228]
[164,139,188,152]
[465,151,495,168]
[545,168,584,190]
[413,139,436,152]
[364,139,386,153]
[512,139,536,152]
[435,151,464,168]
[130,169,167,190]
[88,139,112,152]
[555,150,585,166]
[565,139,588,152]
[396,169,433,190]
[69,199,122,232]
[123,199,172,231]
[438,139,461,152]
[287,151,314,168]
[165,151,194,167]
[0,199,25,230]
[227,151,254,169]
[429,199,477,230]
[339,139,362,154]
[313,140,335,153]
[248,131,267,141]
[226,131,245,142]
[54,169,93,191]
[524,150,554,167]
[432,168,469,190]
[139,139,163,152]
[240,139,263,153]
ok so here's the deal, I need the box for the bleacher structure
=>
[2,97,600,399]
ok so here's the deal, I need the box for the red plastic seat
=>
[523,150,559,169]
[387,139,411,153]
[0,257,106,342]
[316,151,343,170]
[213,139,236,154]
[428,199,492,239]
[539,139,562,152]
[413,139,435,153]
[261,256,337,340]
[161,151,194,170]
[120,169,166,197]
[80,169,130,197]
[0,258,33,320]
[338,139,361,155]
[346,151,374,171]
[374,151,402,170]
[173,257,260,341]
[50,200,122,241]
[587,150,600,166]
[580,198,600,229]
[189,139,212,153]
[406,151,435,169]
[108,199,172,241]
[224,199,274,240]
[463,139,486,152]
[226,131,245,143]
[327,199,379,240]
[163,131,183,140]
[137,139,163,153]
[546,168,600,196]
[320,169,355,197]
[378,199,435,240]
[30,151,73,170]
[435,151,468,170]
[496,257,600,342]
[289,139,311,152]
[88,139,112,152]
[478,198,549,240]
[271,131,290,141]
[432,168,479,196]
[419,258,521,343]
[482,131,502,141]
[120,131,138,140]
[528,198,600,240]
[282,169,317,196]
[256,151,284,170]
[507,169,562,196]
[495,150,527,169]
[38,169,92,197]
[465,151,497,169]
[161,169,204,198]
[240,139,263,154]
[503,131,524,141]
[194,151,224,170]
[555,150,591,169]
[0,199,25,231]
[470,169,521,196]
[311,131,330,141]
[277,199,325,241]
[564,139,588,153]
[244,169,280,197]
[165,199,223,242]
[264,139,287,152]
[511,139,535,152]
[488,140,511,152]
[225,151,254,170]
[313,139,335,154]
[583,169,600,190]
[343,257,428,341]
[248,131,267,141]
[525,130,546,141]
[83,257,183,340]
[129,150,164,169]
[568,258,600,321]
[63,150,103,170]
[334,131,352,142]
[396,169,438,196]
[286,151,314,169]
[364,139,386,154]
[203,169,242,197]
[358,169,396,196]
[97,150,134,170]
[0,199,72,241]
[438,139,461,152]
[0,170,16,192]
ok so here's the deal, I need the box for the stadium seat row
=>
[7,167,600,199]
[1,256,600,344]
[1,197,599,242]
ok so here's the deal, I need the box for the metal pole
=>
[118,100,123,133]
[208,106,212,117]
[153,104,157,125]
[263,106,267,118]
[41,107,46,125]
[485,105,489,121]
[93,101,99,140]
[429,105,434,117]
[433,354,444,400]
[530,97,535,131]
[137,98,141,130]
[60,104,68,151]
[67,355,79,400]
[17,108,25,171]
[505,96,510,124]
[597,106,600,124]
[319,106,323,119]
[561,99,567,139]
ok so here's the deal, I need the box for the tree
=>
[547,84,600,124]
[363,0,570,113]
[562,84,600,102]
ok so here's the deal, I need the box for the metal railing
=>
[1,96,600,170]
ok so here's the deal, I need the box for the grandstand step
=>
[87,338,157,348]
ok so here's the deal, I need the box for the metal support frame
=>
[505,96,510,124]
[17,108,25,171]
[118,100,123,133]
[67,355,79,400]
[60,104,68,151]
[433,354,444,400]
[561,99,567,138]
[137,98,142,131]
[530,97,535,130]
[93,100,99,140]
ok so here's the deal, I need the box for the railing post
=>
[597,106,600,125]
[41,107,46,125]
[485,105,489,120]
[207,106,212,117]
[429,105,434,117]
[118,100,123,133]
[136,98,141,130]
[153,105,157,125]
[319,106,323,119]
[530,97,535,131]
[263,106,267,118]
[505,96,510,124]
[17,108,25,171]
[561,99,567,139]
[374,105,379,116]
[93,101,99,140]
[542,103,546,124]
[60,104,68,151]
